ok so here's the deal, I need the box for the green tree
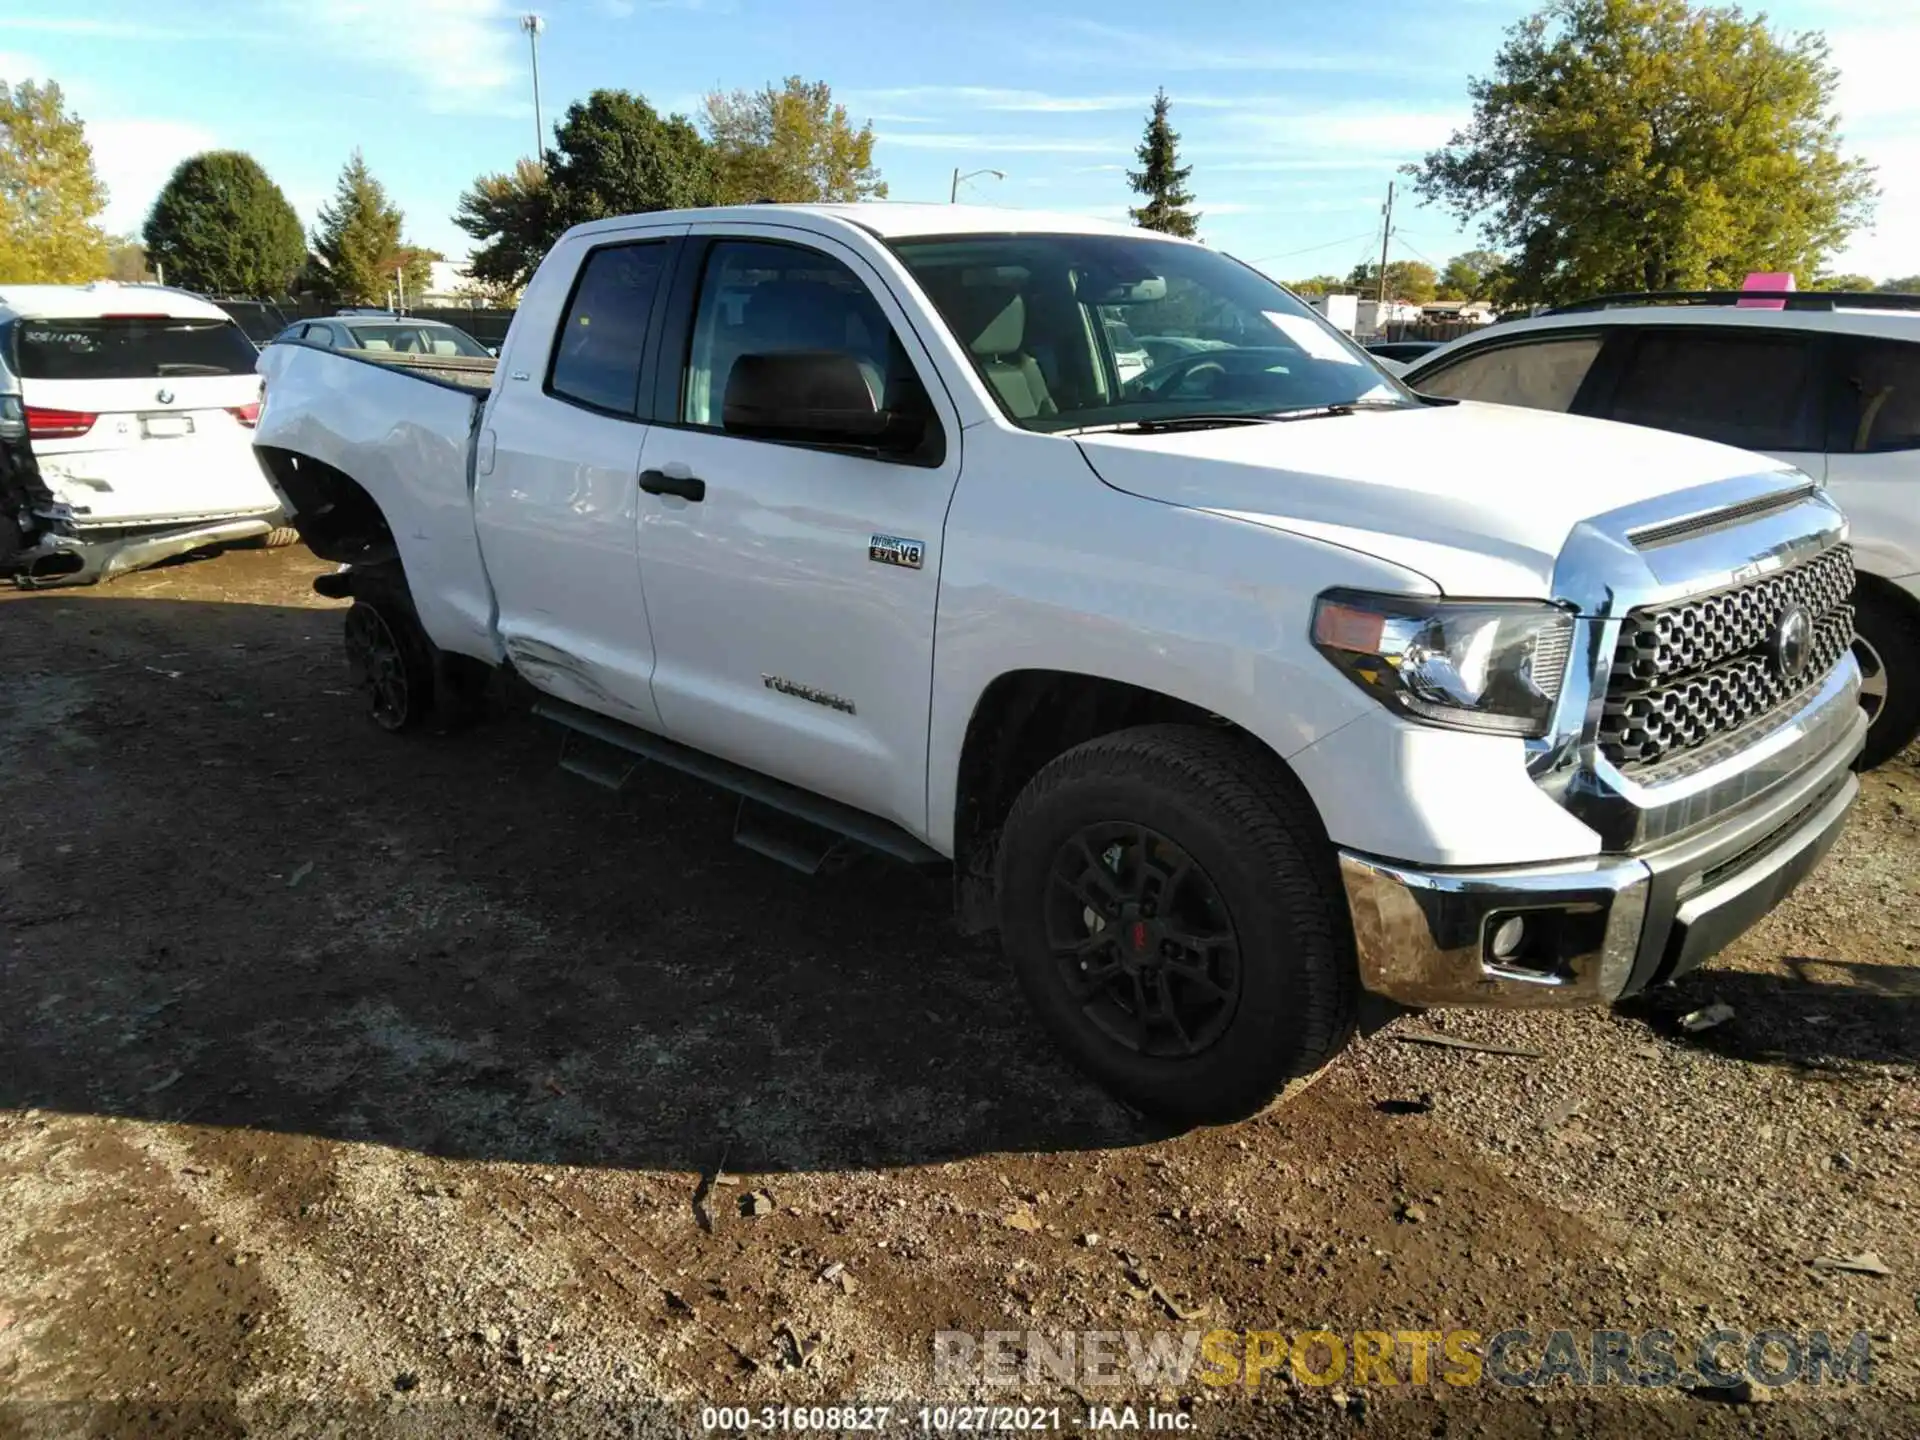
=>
[396,245,442,306]
[1806,272,1874,292]
[106,234,149,282]
[704,77,885,205]
[1877,275,1920,294]
[0,78,108,283]
[452,158,556,294]
[311,150,407,305]
[1438,249,1506,300]
[1409,0,1876,307]
[1127,88,1198,238]
[143,150,306,296]
[456,91,713,291]
[1347,259,1440,303]
[1285,274,1347,296]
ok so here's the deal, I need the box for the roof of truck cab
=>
[564,202,1165,243]
[0,282,232,322]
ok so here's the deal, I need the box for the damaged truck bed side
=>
[252,203,1864,1124]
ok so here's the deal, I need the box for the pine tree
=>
[1127,88,1198,238]
[311,150,405,306]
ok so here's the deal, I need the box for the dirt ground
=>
[0,544,1914,1439]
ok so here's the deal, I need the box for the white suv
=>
[0,282,295,586]
[1404,290,1920,768]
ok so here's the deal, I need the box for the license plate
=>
[142,414,194,438]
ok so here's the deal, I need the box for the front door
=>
[633,230,963,833]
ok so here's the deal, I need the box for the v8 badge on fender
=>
[869,533,925,570]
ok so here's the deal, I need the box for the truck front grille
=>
[1599,545,1855,771]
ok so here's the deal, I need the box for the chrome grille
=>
[1600,545,1855,770]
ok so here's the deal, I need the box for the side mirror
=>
[722,351,925,453]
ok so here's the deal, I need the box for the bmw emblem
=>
[156,387,175,405]
[1770,602,1814,682]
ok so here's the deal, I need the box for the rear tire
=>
[994,724,1356,1124]
[343,597,436,733]
[1853,585,1920,770]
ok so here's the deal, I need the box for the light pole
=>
[521,14,545,161]
[950,166,1004,202]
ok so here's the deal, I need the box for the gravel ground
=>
[0,544,1914,1439]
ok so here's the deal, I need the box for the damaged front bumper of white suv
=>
[1340,476,1864,1009]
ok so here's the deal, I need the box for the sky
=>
[3,0,1916,284]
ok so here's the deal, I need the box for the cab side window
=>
[1415,336,1602,411]
[547,241,670,417]
[1829,338,1920,453]
[680,240,932,453]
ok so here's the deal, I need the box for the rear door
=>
[13,312,276,524]
[1584,326,1829,479]
[473,224,686,729]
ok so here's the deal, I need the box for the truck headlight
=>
[1311,589,1575,738]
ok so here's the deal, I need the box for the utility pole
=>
[521,14,545,161]
[1376,180,1394,309]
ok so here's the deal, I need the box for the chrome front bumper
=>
[1341,702,1865,1009]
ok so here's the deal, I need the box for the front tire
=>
[1853,585,1920,770]
[995,724,1356,1124]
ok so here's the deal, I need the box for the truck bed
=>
[253,340,499,663]
[346,348,498,394]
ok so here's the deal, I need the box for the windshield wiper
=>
[1266,398,1413,422]
[1062,413,1285,437]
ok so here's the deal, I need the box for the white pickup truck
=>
[253,204,1865,1121]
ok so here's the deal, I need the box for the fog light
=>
[1490,915,1527,960]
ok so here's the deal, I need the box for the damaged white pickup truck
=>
[254,204,1865,1121]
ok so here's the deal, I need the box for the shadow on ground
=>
[1,593,1166,1177]
[7,591,1907,1184]
[1618,955,1918,1071]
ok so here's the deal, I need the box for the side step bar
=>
[534,696,946,874]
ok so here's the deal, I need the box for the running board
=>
[533,697,945,871]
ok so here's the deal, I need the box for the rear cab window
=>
[11,315,259,380]
[546,241,671,416]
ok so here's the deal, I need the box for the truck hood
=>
[1074,401,1805,599]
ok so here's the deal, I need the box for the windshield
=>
[344,322,490,358]
[891,233,1411,432]
[11,316,260,380]
[215,300,288,345]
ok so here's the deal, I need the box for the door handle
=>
[639,469,706,502]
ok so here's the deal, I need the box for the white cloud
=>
[0,48,46,81]
[270,0,525,116]
[875,132,1124,154]
[1046,19,1446,76]
[87,117,219,235]
[851,86,1238,114]
[1823,18,1920,276]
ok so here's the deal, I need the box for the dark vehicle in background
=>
[212,298,292,350]
[1364,339,1445,364]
